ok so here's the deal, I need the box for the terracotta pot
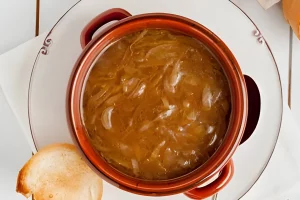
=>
[68,8,259,199]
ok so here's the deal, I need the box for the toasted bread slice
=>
[16,143,103,200]
[283,0,300,39]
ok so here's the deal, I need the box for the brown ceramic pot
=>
[68,8,251,199]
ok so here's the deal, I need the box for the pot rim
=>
[67,12,248,195]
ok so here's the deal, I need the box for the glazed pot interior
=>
[69,13,247,195]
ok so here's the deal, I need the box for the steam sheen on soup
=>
[83,29,231,180]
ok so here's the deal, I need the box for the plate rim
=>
[27,1,283,199]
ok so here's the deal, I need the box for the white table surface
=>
[0,0,36,54]
[0,88,32,200]
[0,0,299,199]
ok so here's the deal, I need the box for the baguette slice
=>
[16,143,103,200]
[283,0,300,39]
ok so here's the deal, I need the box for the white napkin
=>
[0,33,47,153]
[1,34,300,199]
[257,0,281,10]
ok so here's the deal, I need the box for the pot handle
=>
[80,8,132,48]
[184,159,234,200]
[240,75,261,145]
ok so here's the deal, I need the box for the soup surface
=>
[83,29,231,180]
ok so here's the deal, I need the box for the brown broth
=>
[83,29,231,180]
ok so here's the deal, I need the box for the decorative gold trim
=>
[253,30,265,44]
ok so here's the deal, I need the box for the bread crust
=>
[16,143,103,200]
[283,0,300,39]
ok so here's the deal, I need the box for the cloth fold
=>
[257,0,281,10]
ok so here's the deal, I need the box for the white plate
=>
[28,0,282,199]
